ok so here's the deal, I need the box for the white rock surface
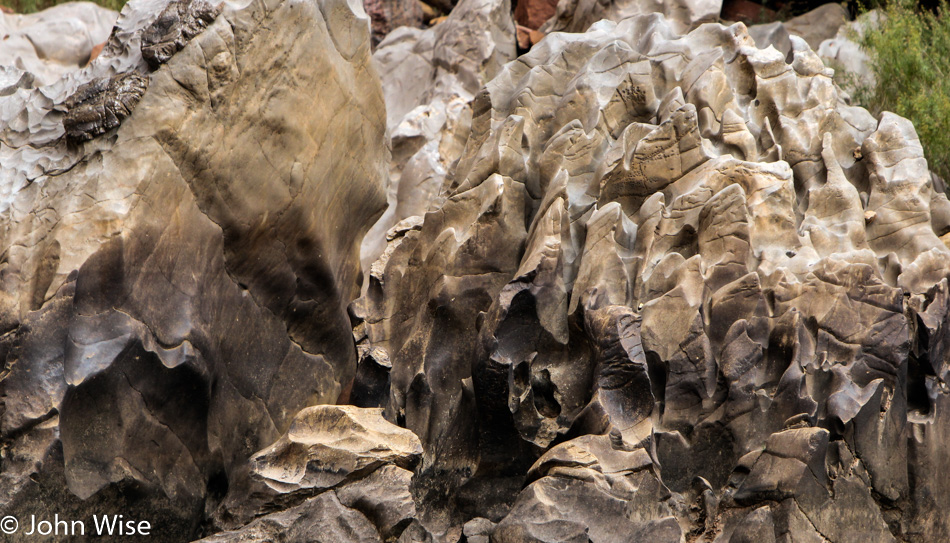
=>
[818,9,881,96]
[0,2,117,85]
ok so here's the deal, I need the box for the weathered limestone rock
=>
[0,0,386,540]
[359,12,950,542]
[4,0,950,539]
[493,434,680,543]
[0,2,117,86]
[541,0,720,34]
[361,0,515,270]
[195,492,386,543]
[250,405,421,495]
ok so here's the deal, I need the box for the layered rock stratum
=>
[1,0,950,541]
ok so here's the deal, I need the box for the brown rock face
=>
[199,406,422,540]
[514,0,556,30]
[3,0,950,541]
[0,0,386,539]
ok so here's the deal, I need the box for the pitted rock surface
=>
[360,0,516,271]
[141,0,220,68]
[63,71,149,142]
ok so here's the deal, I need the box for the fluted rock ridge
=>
[357,15,950,542]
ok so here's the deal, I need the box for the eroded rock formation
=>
[198,406,421,542]
[0,0,386,539]
[2,0,950,540]
[0,2,117,86]
[356,12,950,543]
[541,0,721,34]
[360,0,516,271]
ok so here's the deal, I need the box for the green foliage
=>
[1,0,126,14]
[849,0,950,180]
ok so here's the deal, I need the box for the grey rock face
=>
[0,0,386,539]
[541,0,720,34]
[361,0,516,271]
[3,0,950,540]
[748,3,849,54]
[817,9,881,99]
[358,12,950,543]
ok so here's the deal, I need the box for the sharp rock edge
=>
[355,9,950,543]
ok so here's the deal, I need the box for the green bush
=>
[849,0,950,180]
[1,0,126,14]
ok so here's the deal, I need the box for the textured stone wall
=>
[2,0,950,541]
[0,0,387,538]
[356,13,950,543]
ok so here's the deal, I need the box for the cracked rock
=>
[141,0,220,69]
[250,405,421,495]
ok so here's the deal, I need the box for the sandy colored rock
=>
[250,405,422,494]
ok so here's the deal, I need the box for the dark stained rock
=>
[364,0,423,47]
[63,72,148,142]
[141,0,220,69]
[0,0,387,539]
